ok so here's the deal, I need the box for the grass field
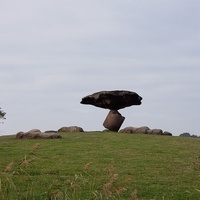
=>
[0,132,200,200]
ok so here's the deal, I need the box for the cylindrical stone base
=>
[103,110,125,132]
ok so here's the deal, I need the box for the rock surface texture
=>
[81,90,142,132]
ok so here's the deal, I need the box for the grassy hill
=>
[0,132,200,200]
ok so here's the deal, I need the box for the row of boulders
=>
[119,126,172,136]
[15,125,172,139]
[16,129,62,139]
[179,132,200,138]
[16,126,84,139]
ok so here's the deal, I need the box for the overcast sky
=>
[1,0,200,136]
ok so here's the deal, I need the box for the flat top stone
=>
[80,90,142,110]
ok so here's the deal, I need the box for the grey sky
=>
[1,0,200,136]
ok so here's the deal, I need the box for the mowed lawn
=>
[0,132,200,200]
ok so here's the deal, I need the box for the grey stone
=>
[16,131,25,139]
[103,110,125,132]
[163,131,173,136]
[147,129,163,135]
[58,126,84,132]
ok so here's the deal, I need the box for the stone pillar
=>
[103,110,125,132]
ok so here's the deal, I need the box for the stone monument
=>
[80,90,142,132]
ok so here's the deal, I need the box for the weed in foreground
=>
[4,162,14,173]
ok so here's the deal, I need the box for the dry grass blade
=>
[71,183,81,190]
[116,187,127,195]
[30,143,40,154]
[106,160,116,177]
[123,178,132,186]
[102,182,113,197]
[131,189,138,200]
[4,162,14,172]
[83,162,93,171]
[20,156,31,167]
[111,173,119,183]
[5,176,17,190]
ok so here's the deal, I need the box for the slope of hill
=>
[0,132,200,199]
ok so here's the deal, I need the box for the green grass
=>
[0,132,200,199]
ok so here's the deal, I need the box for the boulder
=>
[80,90,142,110]
[103,110,125,132]
[16,131,25,139]
[119,127,135,134]
[179,133,191,137]
[147,129,163,135]
[119,126,150,134]
[16,131,62,139]
[163,131,173,136]
[58,126,84,132]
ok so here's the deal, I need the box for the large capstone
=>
[80,90,142,110]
